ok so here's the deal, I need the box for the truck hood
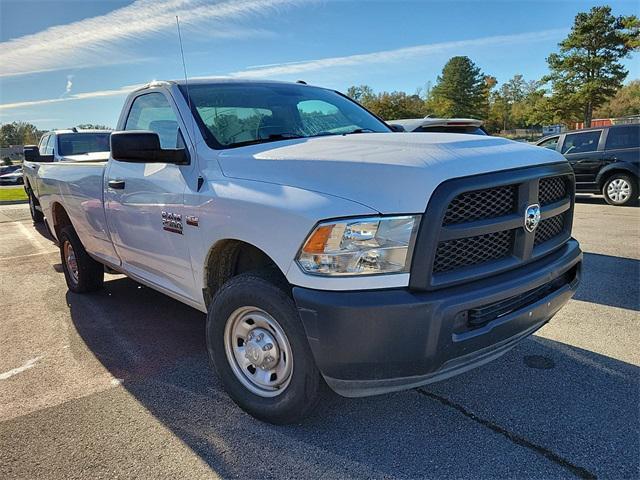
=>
[61,151,110,162]
[217,133,567,213]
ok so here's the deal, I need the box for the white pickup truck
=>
[24,79,582,423]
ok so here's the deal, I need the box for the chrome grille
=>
[443,185,516,225]
[433,230,513,273]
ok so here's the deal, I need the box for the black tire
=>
[603,173,638,206]
[59,226,104,293]
[206,272,322,424]
[28,192,44,223]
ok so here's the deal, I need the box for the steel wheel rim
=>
[223,306,293,397]
[607,178,631,203]
[63,241,79,285]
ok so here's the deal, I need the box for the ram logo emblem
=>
[524,204,541,233]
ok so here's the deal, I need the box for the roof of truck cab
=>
[47,129,112,135]
[135,78,318,91]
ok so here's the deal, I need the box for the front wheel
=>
[207,272,322,424]
[603,173,638,206]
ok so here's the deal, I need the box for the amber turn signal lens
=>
[302,225,334,253]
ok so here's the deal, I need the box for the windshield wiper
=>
[342,128,376,135]
[228,133,305,148]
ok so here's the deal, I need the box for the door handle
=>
[108,179,125,190]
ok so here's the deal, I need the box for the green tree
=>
[0,122,43,146]
[426,56,487,118]
[544,6,639,127]
[346,85,376,105]
[0,123,21,147]
[594,80,640,117]
[345,86,426,120]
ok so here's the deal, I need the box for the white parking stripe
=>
[0,356,44,380]
[0,251,57,261]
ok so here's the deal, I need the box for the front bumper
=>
[293,239,582,397]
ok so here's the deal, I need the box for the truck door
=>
[561,130,604,192]
[104,91,197,302]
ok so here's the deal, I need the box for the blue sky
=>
[1,0,638,129]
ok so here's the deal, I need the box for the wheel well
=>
[598,169,638,189]
[203,240,286,307]
[51,202,72,239]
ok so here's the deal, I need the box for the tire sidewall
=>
[603,174,638,206]
[206,274,321,424]
[28,192,43,223]
[59,226,103,293]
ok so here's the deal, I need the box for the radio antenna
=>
[176,16,199,170]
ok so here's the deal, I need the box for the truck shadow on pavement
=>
[65,277,639,479]
[576,252,639,310]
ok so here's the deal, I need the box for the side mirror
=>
[388,124,405,132]
[110,131,189,164]
[23,145,40,162]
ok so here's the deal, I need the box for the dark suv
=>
[536,124,639,206]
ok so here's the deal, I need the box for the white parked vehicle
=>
[390,116,486,135]
[24,79,582,423]
[0,167,23,185]
[23,129,111,222]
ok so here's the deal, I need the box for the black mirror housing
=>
[388,124,405,132]
[23,145,40,162]
[110,131,189,165]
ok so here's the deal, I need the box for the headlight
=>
[296,215,420,276]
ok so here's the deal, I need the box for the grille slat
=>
[433,230,514,273]
[534,214,565,246]
[443,185,516,225]
[539,176,567,206]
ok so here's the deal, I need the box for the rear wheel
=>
[28,192,44,223]
[59,226,104,293]
[603,173,638,206]
[207,272,322,424]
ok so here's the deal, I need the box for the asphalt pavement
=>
[0,196,638,479]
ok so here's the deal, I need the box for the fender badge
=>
[186,216,199,227]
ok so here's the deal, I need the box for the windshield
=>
[57,133,111,156]
[180,83,390,149]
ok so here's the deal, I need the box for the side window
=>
[538,136,559,150]
[125,93,182,149]
[605,126,640,150]
[38,135,49,151]
[49,135,57,155]
[561,131,602,154]
[42,135,55,155]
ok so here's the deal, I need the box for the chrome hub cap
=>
[224,306,293,397]
[607,178,631,203]
[64,241,79,284]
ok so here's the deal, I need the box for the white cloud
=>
[0,28,568,113]
[230,29,568,78]
[0,84,143,111]
[0,0,308,78]
[64,75,74,96]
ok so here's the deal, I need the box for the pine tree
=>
[427,56,487,118]
[544,6,639,127]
